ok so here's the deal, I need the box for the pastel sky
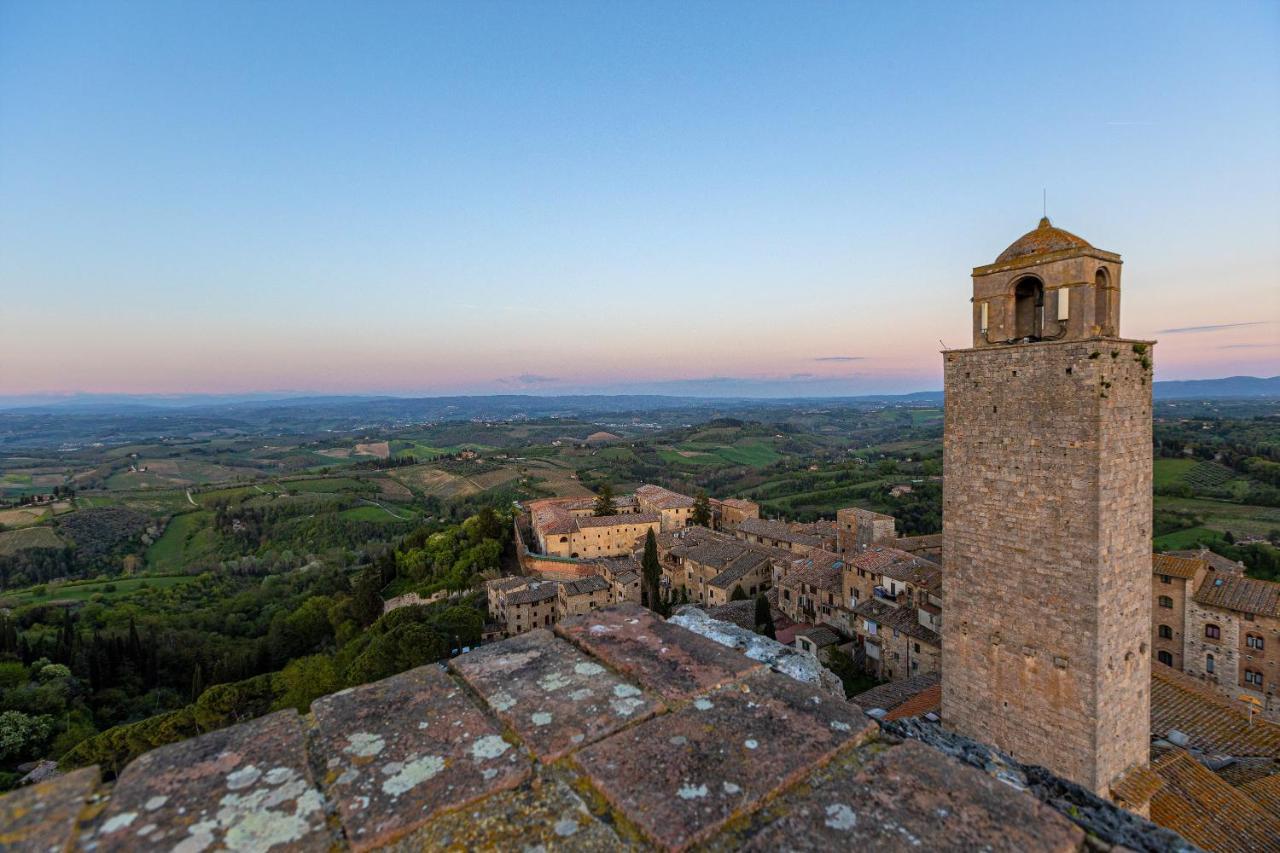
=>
[1,2,1277,398]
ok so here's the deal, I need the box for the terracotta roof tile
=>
[1144,749,1280,853]
[1153,552,1204,579]
[1152,664,1280,757]
[1193,573,1280,618]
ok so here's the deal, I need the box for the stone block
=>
[383,770,633,851]
[555,603,761,700]
[736,739,1083,851]
[311,664,530,851]
[93,709,328,852]
[0,765,98,851]
[573,669,873,850]
[451,629,663,762]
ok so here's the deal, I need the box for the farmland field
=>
[0,526,65,555]
[1,574,197,606]
[146,511,214,570]
[1153,458,1196,487]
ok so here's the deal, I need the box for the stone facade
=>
[836,506,896,554]
[941,221,1153,795]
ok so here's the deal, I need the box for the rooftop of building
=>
[993,216,1095,264]
[1193,572,1280,618]
[1168,548,1245,576]
[505,582,561,605]
[1115,747,1280,853]
[852,598,942,646]
[778,559,843,593]
[1,604,1193,852]
[634,483,696,509]
[852,673,942,717]
[736,517,826,548]
[1150,664,1280,758]
[1152,552,1205,580]
[575,511,660,529]
[560,575,612,596]
[795,625,841,647]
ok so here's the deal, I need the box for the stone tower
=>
[941,217,1153,794]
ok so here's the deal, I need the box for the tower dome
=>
[995,217,1092,263]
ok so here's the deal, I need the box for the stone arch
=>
[1094,268,1110,334]
[1012,276,1044,339]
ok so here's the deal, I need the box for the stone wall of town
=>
[942,337,1153,794]
[1152,575,1190,670]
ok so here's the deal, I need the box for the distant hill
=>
[1152,376,1280,399]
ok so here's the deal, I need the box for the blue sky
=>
[1,1,1277,396]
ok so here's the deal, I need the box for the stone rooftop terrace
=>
[3,604,1187,852]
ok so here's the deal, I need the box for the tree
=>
[273,655,341,712]
[731,585,747,601]
[692,491,712,527]
[0,710,53,761]
[754,594,775,640]
[641,529,661,612]
[593,484,618,517]
[352,569,384,628]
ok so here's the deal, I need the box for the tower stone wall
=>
[941,219,1153,794]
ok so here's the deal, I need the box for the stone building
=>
[836,506,897,553]
[776,552,844,627]
[657,526,786,606]
[734,517,825,554]
[712,496,760,531]
[941,218,1153,794]
[557,574,613,619]
[634,483,697,530]
[1151,552,1209,671]
[527,496,659,559]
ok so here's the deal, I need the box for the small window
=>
[1056,288,1070,321]
[1158,595,1173,609]
[980,301,989,333]
[1206,654,1215,674]
[1160,575,1171,584]
[1205,624,1221,640]
[1247,634,1264,650]
[1158,625,1173,640]
[1157,650,1174,666]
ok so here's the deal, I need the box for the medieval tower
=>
[941,218,1153,794]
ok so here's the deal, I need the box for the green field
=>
[1155,496,1280,540]
[1153,458,1196,487]
[1,575,197,606]
[1153,526,1224,551]
[339,504,416,523]
[279,477,375,494]
[146,511,215,570]
[0,526,64,555]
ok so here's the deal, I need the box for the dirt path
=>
[359,498,410,521]
[185,490,197,507]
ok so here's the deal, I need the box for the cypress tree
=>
[641,528,661,612]
[754,594,776,640]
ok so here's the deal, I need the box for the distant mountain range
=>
[0,376,1276,414]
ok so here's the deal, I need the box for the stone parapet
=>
[1,605,1182,852]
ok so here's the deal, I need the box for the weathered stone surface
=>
[93,709,328,852]
[737,740,1084,851]
[573,669,874,850]
[450,629,663,762]
[555,603,761,700]
[669,605,845,697]
[383,769,635,851]
[311,664,530,851]
[0,765,98,851]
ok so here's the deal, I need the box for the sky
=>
[1,1,1277,398]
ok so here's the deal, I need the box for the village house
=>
[634,483,697,530]
[593,555,643,605]
[710,496,760,531]
[486,577,559,638]
[835,506,897,554]
[527,496,659,560]
[557,574,613,619]
[734,517,825,554]
[656,526,788,607]
[775,551,844,628]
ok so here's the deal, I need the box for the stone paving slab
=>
[383,769,636,851]
[92,709,329,852]
[451,629,664,762]
[737,739,1084,851]
[0,765,98,851]
[554,603,762,700]
[311,664,530,851]
[573,669,874,850]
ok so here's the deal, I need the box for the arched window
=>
[1205,624,1221,640]
[1157,650,1173,667]
[1158,624,1173,640]
[1094,269,1110,333]
[1158,595,1173,609]
[1013,276,1044,339]
[1247,633,1265,650]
